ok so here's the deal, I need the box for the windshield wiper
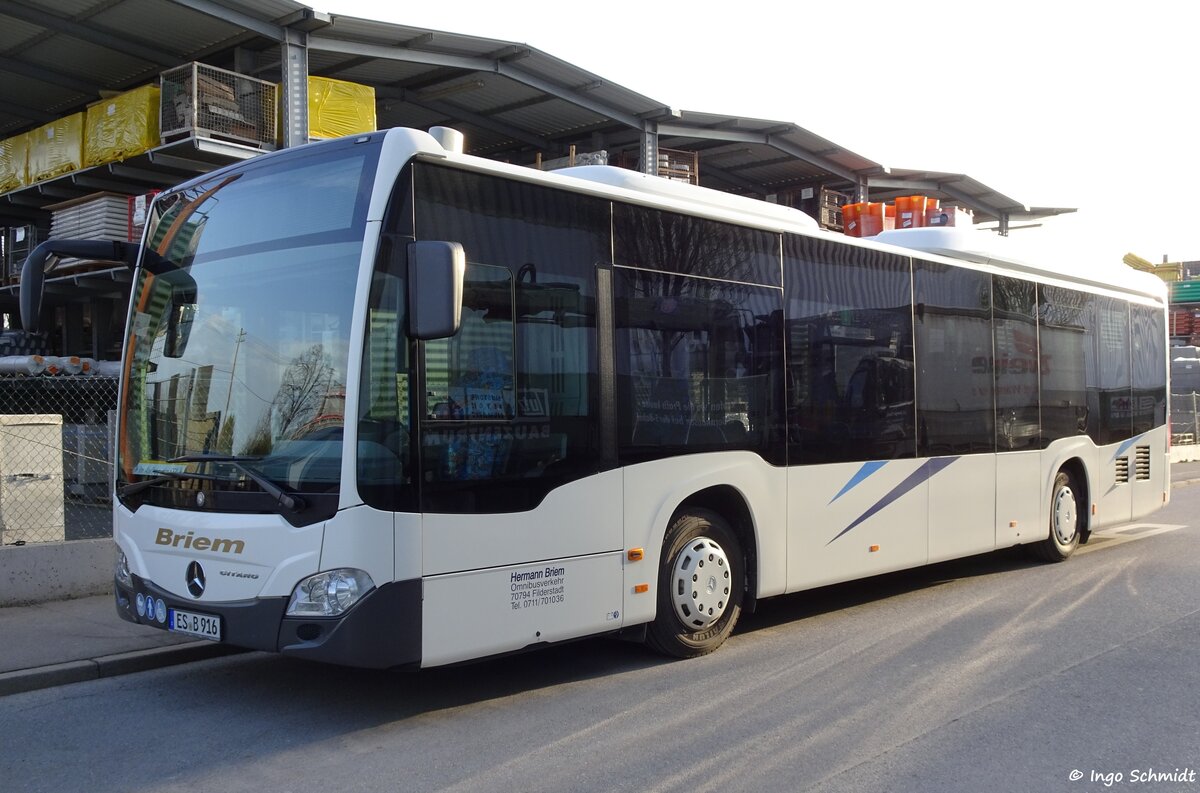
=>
[170,454,306,513]
[118,470,210,497]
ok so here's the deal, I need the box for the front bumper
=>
[115,574,422,669]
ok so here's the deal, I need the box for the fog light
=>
[286,569,375,617]
[115,548,133,588]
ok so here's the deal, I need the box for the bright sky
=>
[319,0,1199,266]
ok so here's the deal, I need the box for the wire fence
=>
[1172,392,1200,446]
[0,372,117,545]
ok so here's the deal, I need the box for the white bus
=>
[92,127,1168,668]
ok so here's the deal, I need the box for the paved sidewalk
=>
[2,462,1198,699]
[0,592,241,697]
[1171,458,1200,486]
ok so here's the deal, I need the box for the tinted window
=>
[992,276,1041,450]
[357,237,416,512]
[357,168,416,512]
[784,235,915,464]
[1038,285,1089,442]
[412,165,609,513]
[914,261,994,455]
[615,268,785,465]
[1091,297,1132,443]
[614,204,781,287]
[1131,304,1167,433]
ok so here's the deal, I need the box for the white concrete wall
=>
[1172,444,1200,463]
[0,538,113,606]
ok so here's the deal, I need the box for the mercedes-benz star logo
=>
[185,561,206,598]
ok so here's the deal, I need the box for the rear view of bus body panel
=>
[1132,427,1170,519]
[1085,427,1170,529]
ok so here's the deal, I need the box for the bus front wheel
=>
[1029,470,1082,562]
[646,509,745,658]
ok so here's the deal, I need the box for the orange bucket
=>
[897,195,926,229]
[927,201,955,226]
[842,201,862,237]
[860,202,884,236]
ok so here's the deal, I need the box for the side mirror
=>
[407,241,464,340]
[19,239,138,333]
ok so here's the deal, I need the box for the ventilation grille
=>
[1115,457,1129,484]
[1135,445,1151,481]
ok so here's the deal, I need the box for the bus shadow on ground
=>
[736,545,1042,635]
[198,629,668,717]
[198,547,1046,721]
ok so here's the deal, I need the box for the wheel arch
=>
[674,485,759,612]
[1055,456,1091,536]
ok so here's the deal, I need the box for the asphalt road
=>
[3,488,1198,793]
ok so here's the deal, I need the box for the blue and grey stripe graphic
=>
[827,457,960,545]
[829,460,888,504]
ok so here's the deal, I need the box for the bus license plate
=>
[169,608,221,641]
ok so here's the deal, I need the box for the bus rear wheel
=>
[646,509,744,658]
[1029,470,1082,562]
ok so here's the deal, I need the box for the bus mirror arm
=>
[19,239,138,334]
[407,241,465,340]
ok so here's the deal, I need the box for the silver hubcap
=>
[1052,485,1077,545]
[669,537,732,630]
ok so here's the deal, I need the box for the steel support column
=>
[280,29,310,148]
[639,127,658,176]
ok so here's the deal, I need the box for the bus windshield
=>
[117,138,380,516]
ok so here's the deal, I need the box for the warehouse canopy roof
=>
[0,0,1073,226]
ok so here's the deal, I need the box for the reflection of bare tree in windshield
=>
[245,344,343,454]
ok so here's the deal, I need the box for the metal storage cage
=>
[2,224,38,284]
[656,147,699,184]
[160,62,277,151]
[63,421,111,501]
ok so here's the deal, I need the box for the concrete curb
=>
[0,642,246,698]
[0,539,115,607]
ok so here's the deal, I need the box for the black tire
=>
[1028,470,1082,562]
[646,509,745,658]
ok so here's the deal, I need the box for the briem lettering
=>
[155,528,245,555]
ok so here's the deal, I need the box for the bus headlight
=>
[115,548,133,588]
[286,569,375,617]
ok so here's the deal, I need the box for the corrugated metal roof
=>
[0,0,1072,228]
[0,0,311,138]
[90,0,244,55]
[0,15,43,49]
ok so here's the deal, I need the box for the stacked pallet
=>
[46,192,130,270]
[1170,309,1195,338]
